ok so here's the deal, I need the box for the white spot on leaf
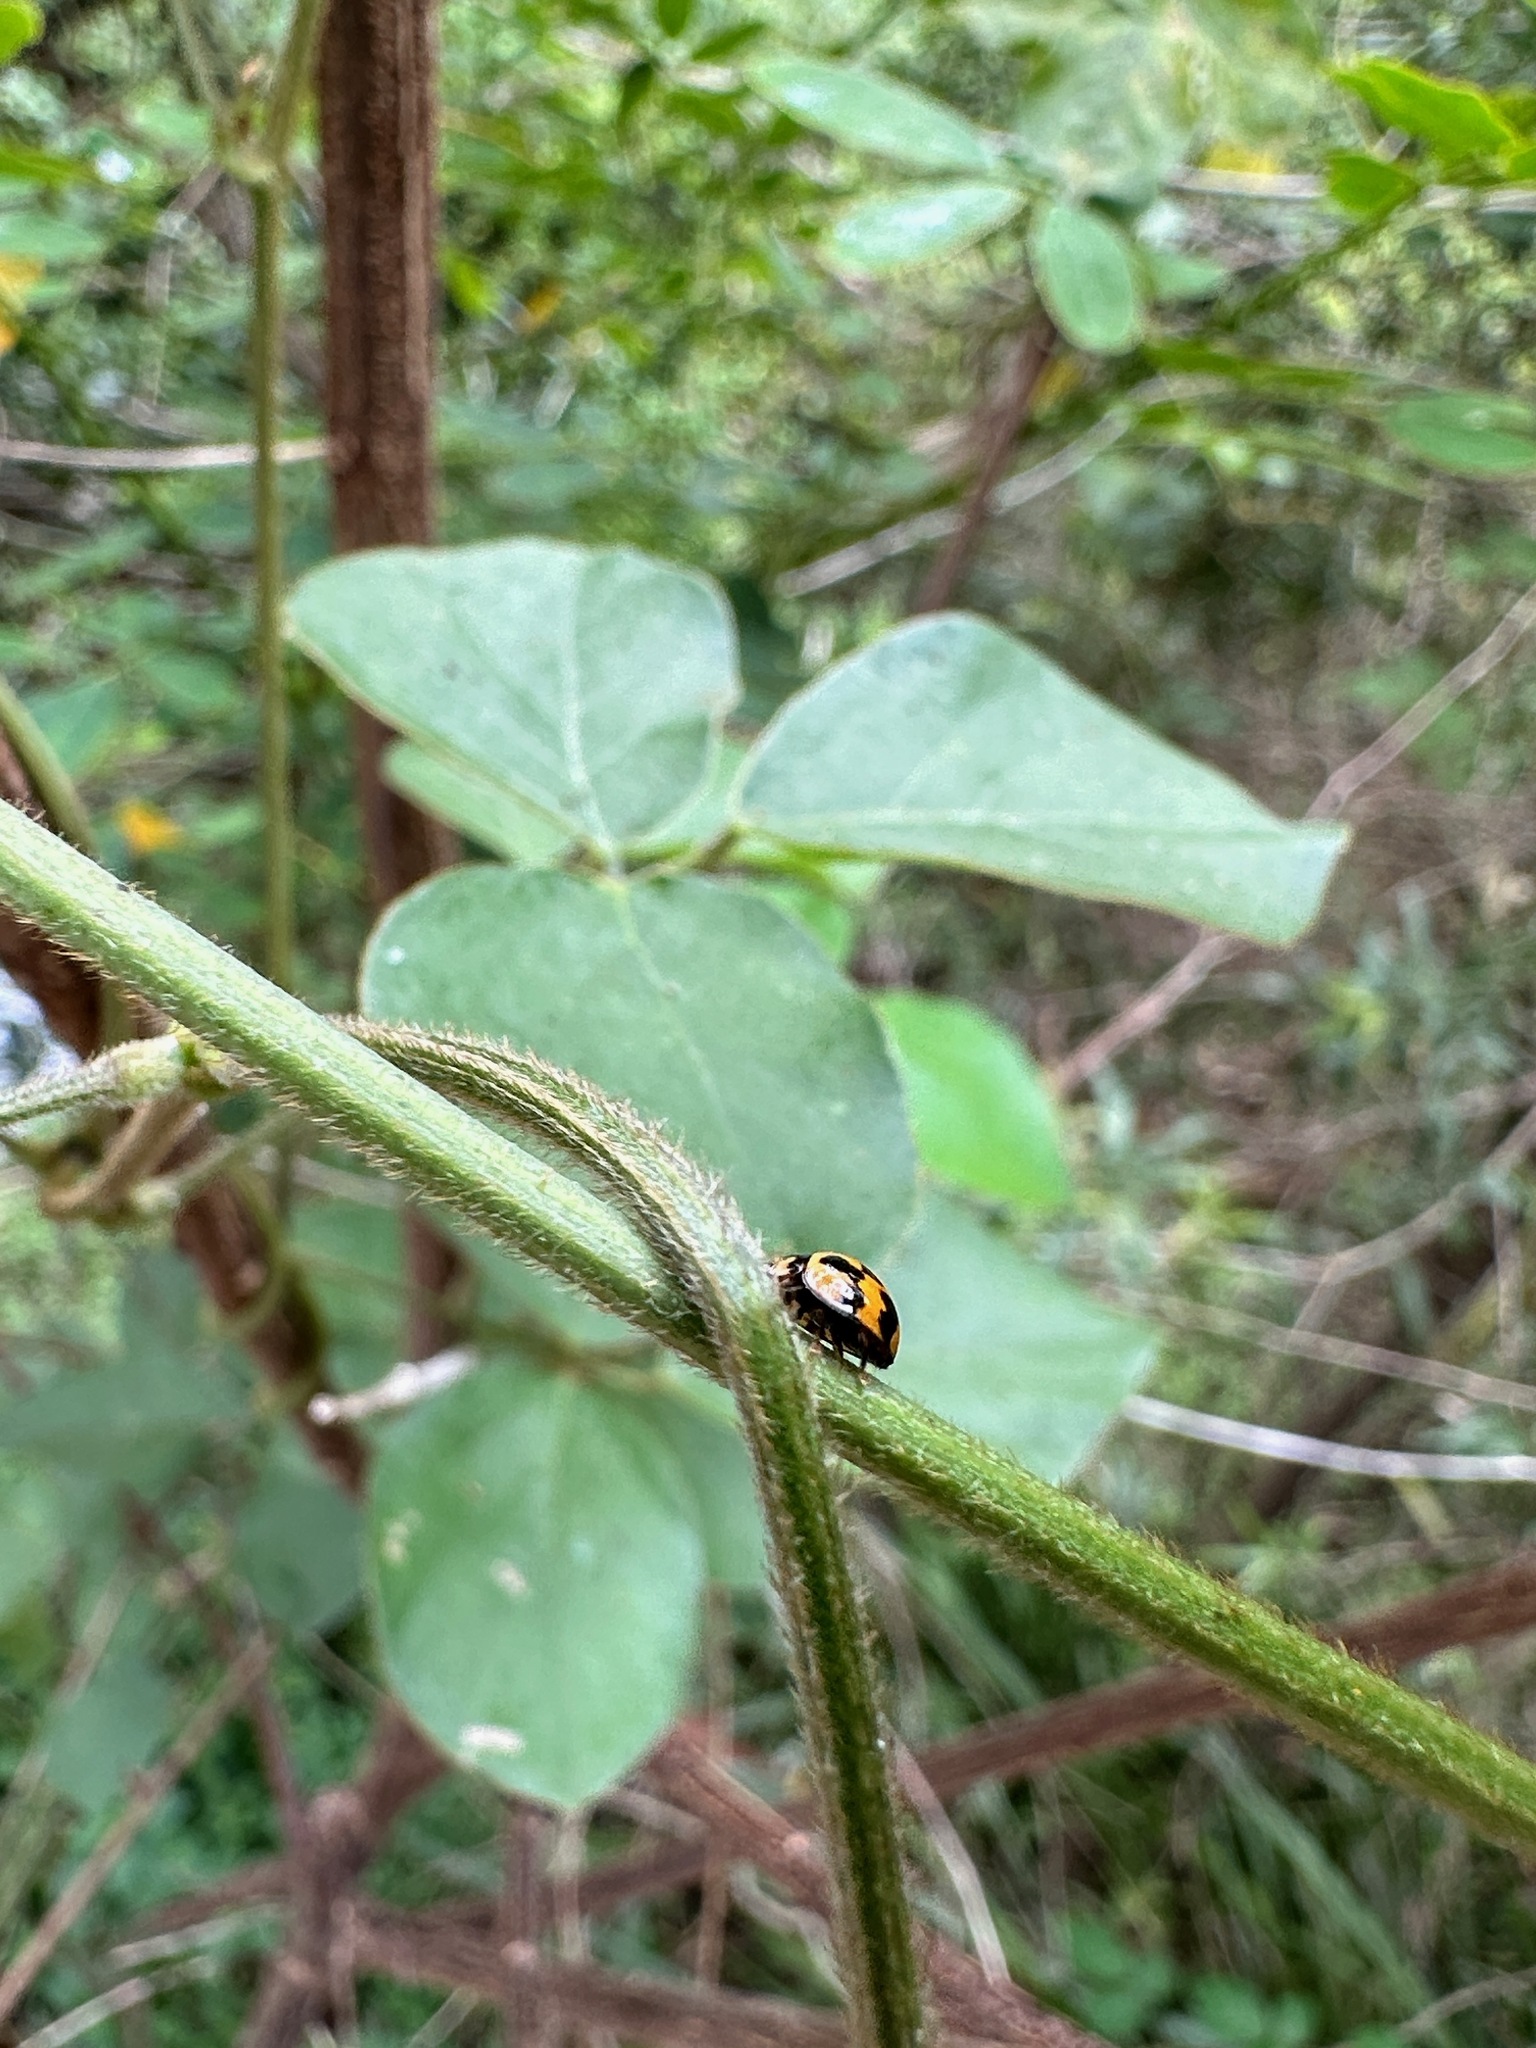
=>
[380,1508,422,1566]
[492,1559,528,1597]
[459,1723,526,1759]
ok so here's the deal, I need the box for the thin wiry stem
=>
[251,178,294,989]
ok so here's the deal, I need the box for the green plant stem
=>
[342,1025,925,2048]
[250,177,294,991]
[5,806,1536,1866]
[262,0,328,168]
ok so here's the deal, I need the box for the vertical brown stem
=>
[319,0,459,1356]
[912,320,1054,616]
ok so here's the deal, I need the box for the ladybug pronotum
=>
[769,1251,901,1372]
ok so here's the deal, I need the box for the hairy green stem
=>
[343,1024,925,2048]
[250,177,294,990]
[4,806,1536,1865]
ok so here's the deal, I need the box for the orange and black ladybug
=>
[769,1251,900,1372]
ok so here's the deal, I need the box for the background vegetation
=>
[3,0,1536,2042]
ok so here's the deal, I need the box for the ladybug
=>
[769,1251,901,1372]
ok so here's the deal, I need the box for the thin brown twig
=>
[1133,1293,1536,1412]
[122,1499,307,1847]
[912,320,1055,614]
[1051,579,1536,1094]
[1290,1098,1536,1287]
[499,1804,550,2047]
[644,1725,1097,2048]
[0,1638,272,2028]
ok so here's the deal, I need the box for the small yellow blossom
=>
[115,798,185,856]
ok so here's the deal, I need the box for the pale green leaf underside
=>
[361,869,917,1259]
[739,614,1346,945]
[287,539,739,851]
[830,181,1024,272]
[750,56,997,173]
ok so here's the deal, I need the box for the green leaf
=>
[620,1373,764,1588]
[383,739,574,866]
[0,0,42,65]
[1013,25,1188,206]
[0,1254,246,1495]
[24,678,126,779]
[1385,392,1536,478]
[369,1354,706,1807]
[43,1633,176,1819]
[739,616,1346,946]
[881,1190,1155,1481]
[875,992,1069,1213]
[0,213,104,264]
[1030,202,1144,356]
[0,1460,65,1624]
[1337,60,1516,160]
[749,57,996,173]
[828,182,1024,273]
[654,0,692,38]
[1326,150,1420,217]
[1140,247,1228,304]
[234,1445,362,1633]
[362,869,917,1258]
[286,540,740,853]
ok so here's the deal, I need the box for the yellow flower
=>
[115,798,185,856]
[0,254,43,355]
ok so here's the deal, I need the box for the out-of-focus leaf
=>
[881,1190,1156,1480]
[369,1351,705,1807]
[1337,59,1516,160]
[0,0,42,65]
[234,1445,363,1633]
[1141,247,1228,303]
[829,182,1024,272]
[0,1254,245,1496]
[749,57,996,173]
[1385,392,1536,477]
[739,615,1346,945]
[44,1636,175,1819]
[1326,151,1420,216]
[383,740,574,866]
[1030,202,1144,355]
[876,991,1070,1213]
[1013,26,1189,204]
[617,1373,764,1588]
[0,1460,65,1624]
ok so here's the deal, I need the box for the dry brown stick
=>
[1131,1292,1536,1412]
[916,1545,1536,1799]
[1051,578,1536,1095]
[236,1705,446,2048]
[499,1804,551,2047]
[354,1900,855,2048]
[123,1500,308,1849]
[912,321,1055,615]
[1290,1098,1536,1287]
[644,1726,1103,2048]
[0,1638,272,2028]
[551,1545,1536,1927]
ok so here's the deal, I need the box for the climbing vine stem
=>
[5,804,1536,1875]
